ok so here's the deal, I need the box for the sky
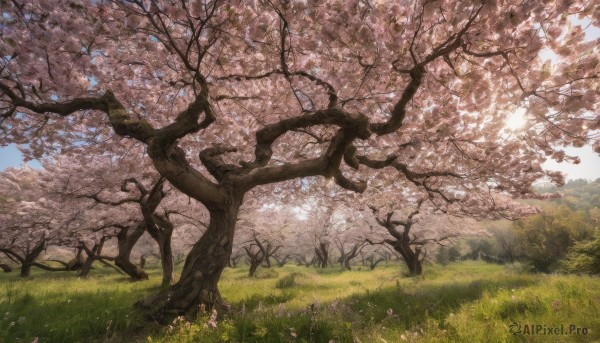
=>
[0,144,41,170]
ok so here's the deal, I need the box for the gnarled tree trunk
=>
[228,251,244,268]
[79,237,106,276]
[393,241,423,276]
[314,242,329,268]
[136,198,241,321]
[338,243,364,270]
[157,234,174,287]
[367,254,386,270]
[245,246,264,277]
[20,241,46,277]
[114,224,149,280]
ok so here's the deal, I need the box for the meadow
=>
[0,261,598,342]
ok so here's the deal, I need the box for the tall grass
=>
[1,261,598,342]
[0,265,159,342]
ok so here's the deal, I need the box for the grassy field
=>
[0,261,599,342]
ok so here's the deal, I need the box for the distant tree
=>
[436,246,450,265]
[488,222,523,263]
[563,231,600,275]
[466,238,494,260]
[367,199,480,275]
[0,167,90,276]
[516,206,593,272]
[447,246,462,263]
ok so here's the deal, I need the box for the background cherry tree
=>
[0,166,135,276]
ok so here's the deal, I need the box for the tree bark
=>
[20,241,46,277]
[315,242,329,268]
[79,238,106,276]
[157,235,174,287]
[19,264,32,277]
[244,246,265,277]
[367,255,386,270]
[66,247,86,271]
[228,252,243,268]
[394,242,423,276]
[114,224,149,280]
[248,258,262,277]
[339,243,363,270]
[136,198,241,321]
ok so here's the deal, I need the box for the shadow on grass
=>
[0,263,164,283]
[345,274,540,330]
[187,274,541,343]
[233,292,296,312]
[0,282,151,343]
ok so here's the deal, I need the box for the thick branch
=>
[244,108,370,169]
[199,144,239,180]
[30,262,68,272]
[0,248,24,263]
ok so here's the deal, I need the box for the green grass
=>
[0,264,161,342]
[1,261,599,342]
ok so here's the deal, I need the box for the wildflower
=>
[8,321,15,328]
[31,338,39,343]
[206,309,218,328]
[400,334,407,341]
[289,327,297,338]
[386,308,393,316]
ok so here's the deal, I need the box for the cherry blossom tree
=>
[1,0,598,318]
[0,166,130,276]
[367,199,482,275]
[235,205,292,275]
[46,153,207,286]
[335,236,367,270]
